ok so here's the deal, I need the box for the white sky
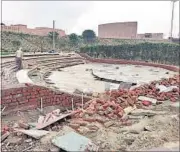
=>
[1,1,179,38]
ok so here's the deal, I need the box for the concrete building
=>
[98,21,164,40]
[98,22,138,39]
[1,24,66,37]
[137,33,163,40]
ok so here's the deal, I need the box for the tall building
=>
[98,21,164,40]
[98,22,138,39]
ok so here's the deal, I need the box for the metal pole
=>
[170,1,176,38]
[53,20,55,50]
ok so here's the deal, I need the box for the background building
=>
[98,22,138,39]
[137,33,163,39]
[98,21,164,40]
[1,24,66,37]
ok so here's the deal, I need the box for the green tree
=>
[82,30,96,43]
[12,40,21,47]
[69,33,79,46]
[48,31,59,41]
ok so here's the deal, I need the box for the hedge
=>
[80,42,180,65]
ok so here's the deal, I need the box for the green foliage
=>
[80,42,180,65]
[12,40,21,47]
[69,33,79,46]
[82,30,96,43]
[48,31,59,40]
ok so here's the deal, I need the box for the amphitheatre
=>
[0,27,179,152]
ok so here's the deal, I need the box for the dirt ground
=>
[1,99,179,152]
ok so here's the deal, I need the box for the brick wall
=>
[1,84,91,113]
[78,53,179,72]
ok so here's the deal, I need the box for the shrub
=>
[80,42,179,65]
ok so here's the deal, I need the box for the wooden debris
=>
[1,131,10,142]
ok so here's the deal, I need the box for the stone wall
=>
[1,84,91,113]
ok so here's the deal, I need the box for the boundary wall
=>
[1,84,91,113]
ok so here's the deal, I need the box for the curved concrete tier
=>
[16,69,33,84]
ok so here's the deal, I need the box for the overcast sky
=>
[1,1,179,37]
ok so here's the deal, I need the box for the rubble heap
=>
[72,75,179,129]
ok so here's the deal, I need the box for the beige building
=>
[137,33,163,39]
[1,24,66,37]
[98,21,164,40]
[98,22,138,39]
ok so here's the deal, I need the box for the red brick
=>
[8,102,18,106]
[27,96,31,99]
[18,121,29,129]
[29,98,38,102]
[19,100,28,104]
[11,98,17,102]
[23,92,30,96]
[69,123,80,129]
[83,118,96,122]
[1,91,6,97]
[2,99,11,104]
[2,95,12,100]
[11,91,17,95]
[13,94,23,98]
[22,88,28,93]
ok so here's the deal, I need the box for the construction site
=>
[1,30,179,151]
[1,1,180,151]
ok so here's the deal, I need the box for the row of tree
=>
[48,30,96,46]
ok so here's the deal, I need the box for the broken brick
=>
[18,121,29,129]
[69,123,80,129]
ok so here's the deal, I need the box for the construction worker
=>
[15,47,23,71]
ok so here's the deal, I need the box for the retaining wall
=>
[0,84,91,113]
[79,53,179,72]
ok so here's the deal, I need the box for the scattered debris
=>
[52,131,98,151]
[156,84,178,93]
[104,121,115,128]
[38,115,45,124]
[118,82,136,90]
[142,100,152,106]
[7,136,23,145]
[121,118,150,134]
[1,131,10,142]
[22,145,33,152]
[0,106,6,115]
[14,129,49,139]
[138,96,157,105]
[36,112,72,129]
[124,106,136,115]
[130,109,166,117]
[18,120,30,129]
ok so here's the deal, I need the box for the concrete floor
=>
[49,63,177,93]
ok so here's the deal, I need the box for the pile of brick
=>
[128,75,179,102]
[71,75,179,128]
[72,94,137,129]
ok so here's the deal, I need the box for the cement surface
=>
[49,63,177,93]
[16,69,34,84]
